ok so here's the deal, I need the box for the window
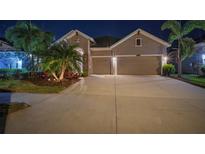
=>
[135,38,142,47]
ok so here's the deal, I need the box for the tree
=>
[5,21,53,71]
[161,20,205,77]
[40,43,82,82]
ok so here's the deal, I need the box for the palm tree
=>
[41,43,82,82]
[5,21,53,70]
[161,20,205,77]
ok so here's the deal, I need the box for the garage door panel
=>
[117,56,161,75]
[92,58,111,74]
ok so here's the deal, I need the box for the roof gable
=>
[111,28,171,49]
[56,29,95,43]
[0,40,16,51]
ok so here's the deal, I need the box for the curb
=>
[60,77,84,94]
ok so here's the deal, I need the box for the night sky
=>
[0,20,205,41]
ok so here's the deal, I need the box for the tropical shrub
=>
[161,20,205,77]
[163,64,176,76]
[40,43,82,82]
[5,21,53,71]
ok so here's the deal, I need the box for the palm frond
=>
[183,20,205,36]
[180,37,195,61]
[161,20,181,35]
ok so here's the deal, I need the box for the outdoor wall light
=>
[163,56,168,64]
[112,56,117,63]
[202,54,205,64]
[112,56,117,75]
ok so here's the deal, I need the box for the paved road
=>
[3,75,205,133]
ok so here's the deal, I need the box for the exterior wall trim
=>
[55,29,95,44]
[91,47,111,51]
[135,38,143,47]
[92,56,112,58]
[140,54,163,56]
[115,54,163,57]
[92,54,163,58]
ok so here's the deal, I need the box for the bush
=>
[0,68,28,80]
[163,64,176,76]
[0,68,27,74]
[0,73,13,80]
[201,65,205,76]
[82,70,88,77]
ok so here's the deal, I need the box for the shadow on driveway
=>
[0,92,12,133]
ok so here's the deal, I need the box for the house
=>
[182,42,205,74]
[0,39,16,51]
[0,39,29,69]
[56,28,170,75]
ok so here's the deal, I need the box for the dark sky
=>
[0,20,205,41]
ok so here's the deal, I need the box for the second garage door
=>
[92,57,111,74]
[117,56,161,75]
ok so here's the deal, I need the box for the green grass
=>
[0,80,66,93]
[171,74,205,87]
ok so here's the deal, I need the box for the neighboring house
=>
[182,42,205,74]
[56,28,170,75]
[0,40,29,69]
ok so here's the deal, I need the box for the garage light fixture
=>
[112,56,117,75]
[112,56,117,62]
[163,56,168,64]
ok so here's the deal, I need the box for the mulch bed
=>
[28,78,80,87]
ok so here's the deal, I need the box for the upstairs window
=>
[135,38,142,47]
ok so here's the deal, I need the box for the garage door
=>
[117,56,161,75]
[92,57,111,74]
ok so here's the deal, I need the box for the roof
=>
[91,36,120,47]
[55,29,95,43]
[194,42,205,53]
[195,42,205,47]
[0,40,16,51]
[111,28,171,48]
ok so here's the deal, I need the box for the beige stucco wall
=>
[112,33,167,56]
[90,49,112,56]
[64,34,91,74]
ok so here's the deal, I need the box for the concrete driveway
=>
[3,75,205,133]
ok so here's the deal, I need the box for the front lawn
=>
[171,74,205,87]
[0,79,78,93]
